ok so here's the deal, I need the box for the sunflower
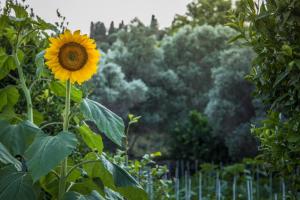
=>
[45,30,100,84]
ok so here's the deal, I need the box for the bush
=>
[169,111,229,162]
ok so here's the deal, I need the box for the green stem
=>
[14,53,33,122]
[124,124,130,166]
[63,80,71,132]
[58,80,71,200]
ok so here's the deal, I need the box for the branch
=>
[40,122,63,129]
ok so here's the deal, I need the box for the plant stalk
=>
[14,53,33,122]
[58,80,71,200]
[124,123,130,166]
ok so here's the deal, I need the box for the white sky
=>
[20,0,193,34]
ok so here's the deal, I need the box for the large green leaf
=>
[0,120,41,156]
[0,165,36,200]
[0,85,19,111]
[25,131,78,182]
[50,81,83,103]
[0,142,22,171]
[83,153,147,200]
[80,98,125,146]
[64,191,105,200]
[77,123,103,153]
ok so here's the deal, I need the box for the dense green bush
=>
[229,0,300,195]
[169,111,228,162]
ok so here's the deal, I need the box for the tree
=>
[118,20,125,30]
[204,47,257,161]
[171,0,234,31]
[169,111,229,162]
[162,25,237,112]
[107,23,162,82]
[108,21,116,35]
[205,48,255,135]
[90,21,106,42]
[230,0,300,194]
[90,62,148,117]
[150,14,159,32]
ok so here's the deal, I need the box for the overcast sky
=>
[21,0,192,34]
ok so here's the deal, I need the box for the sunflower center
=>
[58,42,88,71]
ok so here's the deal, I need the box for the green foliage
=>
[49,81,83,103]
[79,152,147,200]
[0,120,41,156]
[0,143,21,171]
[64,191,105,200]
[0,49,17,80]
[252,112,300,175]
[0,1,147,200]
[89,19,257,161]
[110,150,172,199]
[171,0,234,32]
[170,111,228,162]
[229,0,300,194]
[229,0,300,116]
[0,85,19,111]
[77,123,104,153]
[90,62,148,117]
[204,47,258,160]
[0,165,36,200]
[25,131,78,181]
[80,98,125,146]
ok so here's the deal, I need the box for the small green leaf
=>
[0,142,22,171]
[35,50,51,78]
[50,81,83,103]
[35,51,44,68]
[0,120,41,156]
[77,123,104,153]
[17,49,24,63]
[64,191,105,200]
[0,107,17,121]
[80,98,125,146]
[0,165,36,200]
[33,109,44,126]
[0,85,19,111]
[282,44,293,56]
[25,131,78,182]
[4,55,16,70]
[11,4,28,18]
[36,16,58,31]
[0,50,16,80]
[150,151,162,157]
